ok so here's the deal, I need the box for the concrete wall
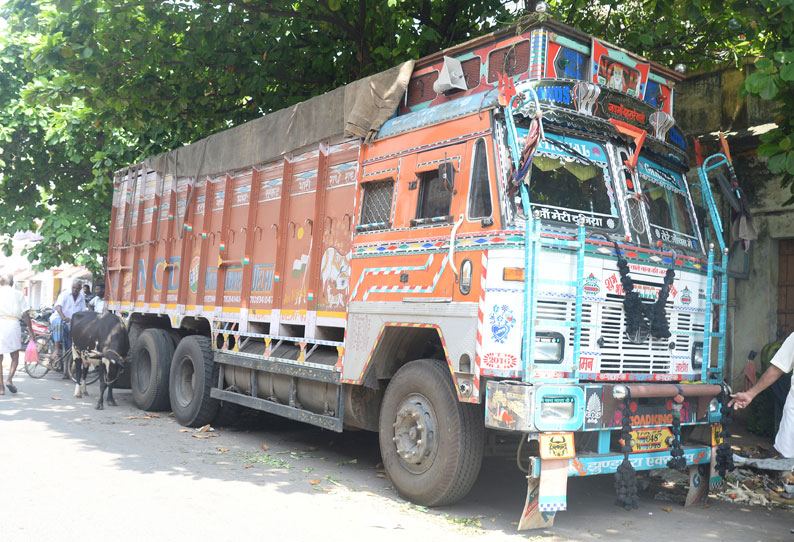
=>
[677,62,792,388]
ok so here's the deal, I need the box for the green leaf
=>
[755,58,773,70]
[759,142,783,156]
[769,153,788,174]
[781,63,794,82]
[787,152,794,175]
[774,50,794,63]
[327,0,341,10]
[760,77,780,100]
[743,72,768,93]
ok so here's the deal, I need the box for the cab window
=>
[416,170,452,221]
[468,139,493,219]
[527,133,619,229]
[357,178,394,231]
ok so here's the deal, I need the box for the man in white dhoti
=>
[0,274,34,395]
[730,332,794,458]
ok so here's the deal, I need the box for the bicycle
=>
[22,326,100,385]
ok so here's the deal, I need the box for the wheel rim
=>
[391,393,438,474]
[174,356,195,408]
[135,348,152,392]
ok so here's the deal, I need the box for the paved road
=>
[1,367,791,542]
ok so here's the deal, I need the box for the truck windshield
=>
[637,156,698,248]
[524,132,620,230]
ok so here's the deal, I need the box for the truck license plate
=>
[629,427,672,452]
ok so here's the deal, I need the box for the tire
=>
[25,337,52,379]
[131,329,174,411]
[378,359,484,507]
[169,336,219,428]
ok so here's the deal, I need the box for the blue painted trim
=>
[597,430,611,454]
[568,447,711,477]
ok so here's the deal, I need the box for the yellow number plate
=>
[539,432,575,459]
[629,427,673,452]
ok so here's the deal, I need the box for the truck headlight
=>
[692,342,704,369]
[534,332,564,363]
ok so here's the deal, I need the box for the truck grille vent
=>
[536,298,594,350]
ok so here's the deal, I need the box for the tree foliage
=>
[0,0,789,272]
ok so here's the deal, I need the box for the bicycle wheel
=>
[25,337,52,379]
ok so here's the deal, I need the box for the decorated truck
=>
[106,13,737,529]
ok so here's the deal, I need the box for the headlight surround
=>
[691,341,704,370]
[540,396,575,421]
[534,332,565,363]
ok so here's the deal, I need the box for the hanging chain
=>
[615,397,639,510]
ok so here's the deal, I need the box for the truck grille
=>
[533,292,703,375]
[597,296,703,374]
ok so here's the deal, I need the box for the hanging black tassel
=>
[715,389,736,478]
[650,267,675,339]
[667,401,687,470]
[614,242,646,340]
[613,242,675,341]
[614,399,639,510]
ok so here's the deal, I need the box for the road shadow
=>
[2,370,792,541]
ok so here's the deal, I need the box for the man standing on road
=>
[0,274,34,395]
[729,332,794,458]
[88,282,106,313]
[50,281,86,379]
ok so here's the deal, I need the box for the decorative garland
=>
[613,242,675,341]
[614,397,639,510]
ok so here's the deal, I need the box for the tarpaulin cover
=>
[143,60,415,179]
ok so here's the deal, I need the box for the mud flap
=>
[708,444,724,492]
[518,457,568,530]
[685,463,709,506]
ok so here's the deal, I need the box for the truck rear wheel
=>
[131,329,174,411]
[378,359,484,507]
[169,336,219,428]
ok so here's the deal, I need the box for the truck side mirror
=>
[439,162,455,192]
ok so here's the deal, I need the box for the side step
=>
[212,351,345,432]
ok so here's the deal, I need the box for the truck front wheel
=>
[378,359,484,507]
[169,336,219,427]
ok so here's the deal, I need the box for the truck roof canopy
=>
[142,60,415,180]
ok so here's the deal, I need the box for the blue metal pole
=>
[702,244,715,383]
[572,223,585,381]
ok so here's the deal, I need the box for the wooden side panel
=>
[315,141,359,315]
[249,161,284,313]
[282,150,318,314]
